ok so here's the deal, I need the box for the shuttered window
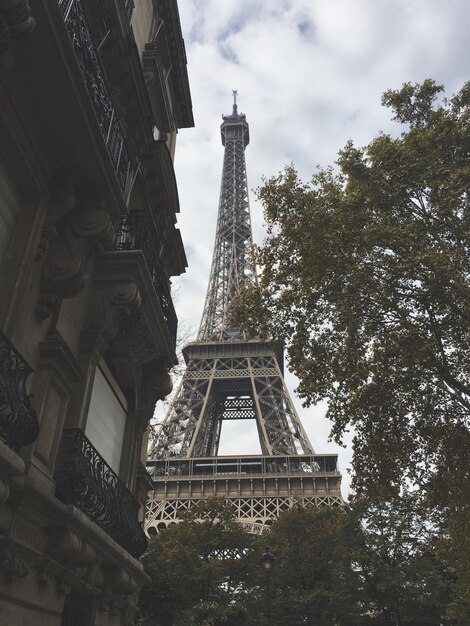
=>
[85,362,128,473]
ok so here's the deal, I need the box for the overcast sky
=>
[162,0,470,497]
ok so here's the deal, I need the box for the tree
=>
[139,502,364,625]
[139,497,459,625]
[138,498,258,626]
[348,493,455,625]
[265,505,365,625]
[233,80,470,507]
[266,498,458,626]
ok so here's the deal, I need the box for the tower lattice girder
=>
[151,342,314,459]
[198,104,255,342]
[147,96,343,533]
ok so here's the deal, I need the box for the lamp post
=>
[261,546,275,626]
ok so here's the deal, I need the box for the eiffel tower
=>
[146,93,343,534]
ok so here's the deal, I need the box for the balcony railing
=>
[59,0,129,192]
[55,428,148,558]
[0,330,39,450]
[114,210,178,345]
[147,454,340,479]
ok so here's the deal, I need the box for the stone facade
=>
[0,0,193,624]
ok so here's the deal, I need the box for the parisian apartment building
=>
[0,0,193,624]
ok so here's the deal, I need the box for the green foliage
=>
[265,505,364,625]
[232,81,470,617]
[233,80,470,510]
[138,498,459,625]
[348,493,454,625]
[138,498,258,626]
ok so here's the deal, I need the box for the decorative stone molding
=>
[129,310,162,364]
[47,525,96,568]
[0,543,34,584]
[36,561,58,589]
[0,0,34,36]
[55,573,72,596]
[37,204,116,319]
[97,592,118,616]
[121,603,137,626]
[36,180,77,263]
[102,564,137,595]
[0,479,9,504]
[0,0,35,61]
[138,358,172,423]
[82,281,142,353]
[94,252,178,367]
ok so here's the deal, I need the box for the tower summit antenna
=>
[232,89,238,115]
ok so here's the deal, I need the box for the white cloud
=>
[166,0,470,498]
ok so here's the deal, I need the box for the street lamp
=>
[261,546,275,625]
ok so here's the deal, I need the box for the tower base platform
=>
[146,454,343,534]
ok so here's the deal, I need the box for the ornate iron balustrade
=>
[59,0,129,192]
[0,330,39,450]
[114,210,178,345]
[55,428,148,558]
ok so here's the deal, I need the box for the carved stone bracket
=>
[82,281,142,354]
[46,525,96,568]
[0,0,35,61]
[55,573,72,596]
[102,563,137,595]
[0,542,34,584]
[37,204,116,319]
[97,593,113,615]
[121,603,137,626]
[0,478,9,504]
[36,560,59,589]
[129,310,160,364]
[139,358,172,421]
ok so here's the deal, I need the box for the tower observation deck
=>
[146,94,343,534]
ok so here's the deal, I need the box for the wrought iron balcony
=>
[55,428,148,558]
[59,0,129,192]
[114,210,178,345]
[0,330,39,451]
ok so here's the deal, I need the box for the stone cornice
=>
[95,251,177,367]
[6,474,149,585]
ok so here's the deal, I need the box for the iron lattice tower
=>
[146,95,342,534]
[198,93,255,342]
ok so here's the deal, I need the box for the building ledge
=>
[95,251,178,367]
